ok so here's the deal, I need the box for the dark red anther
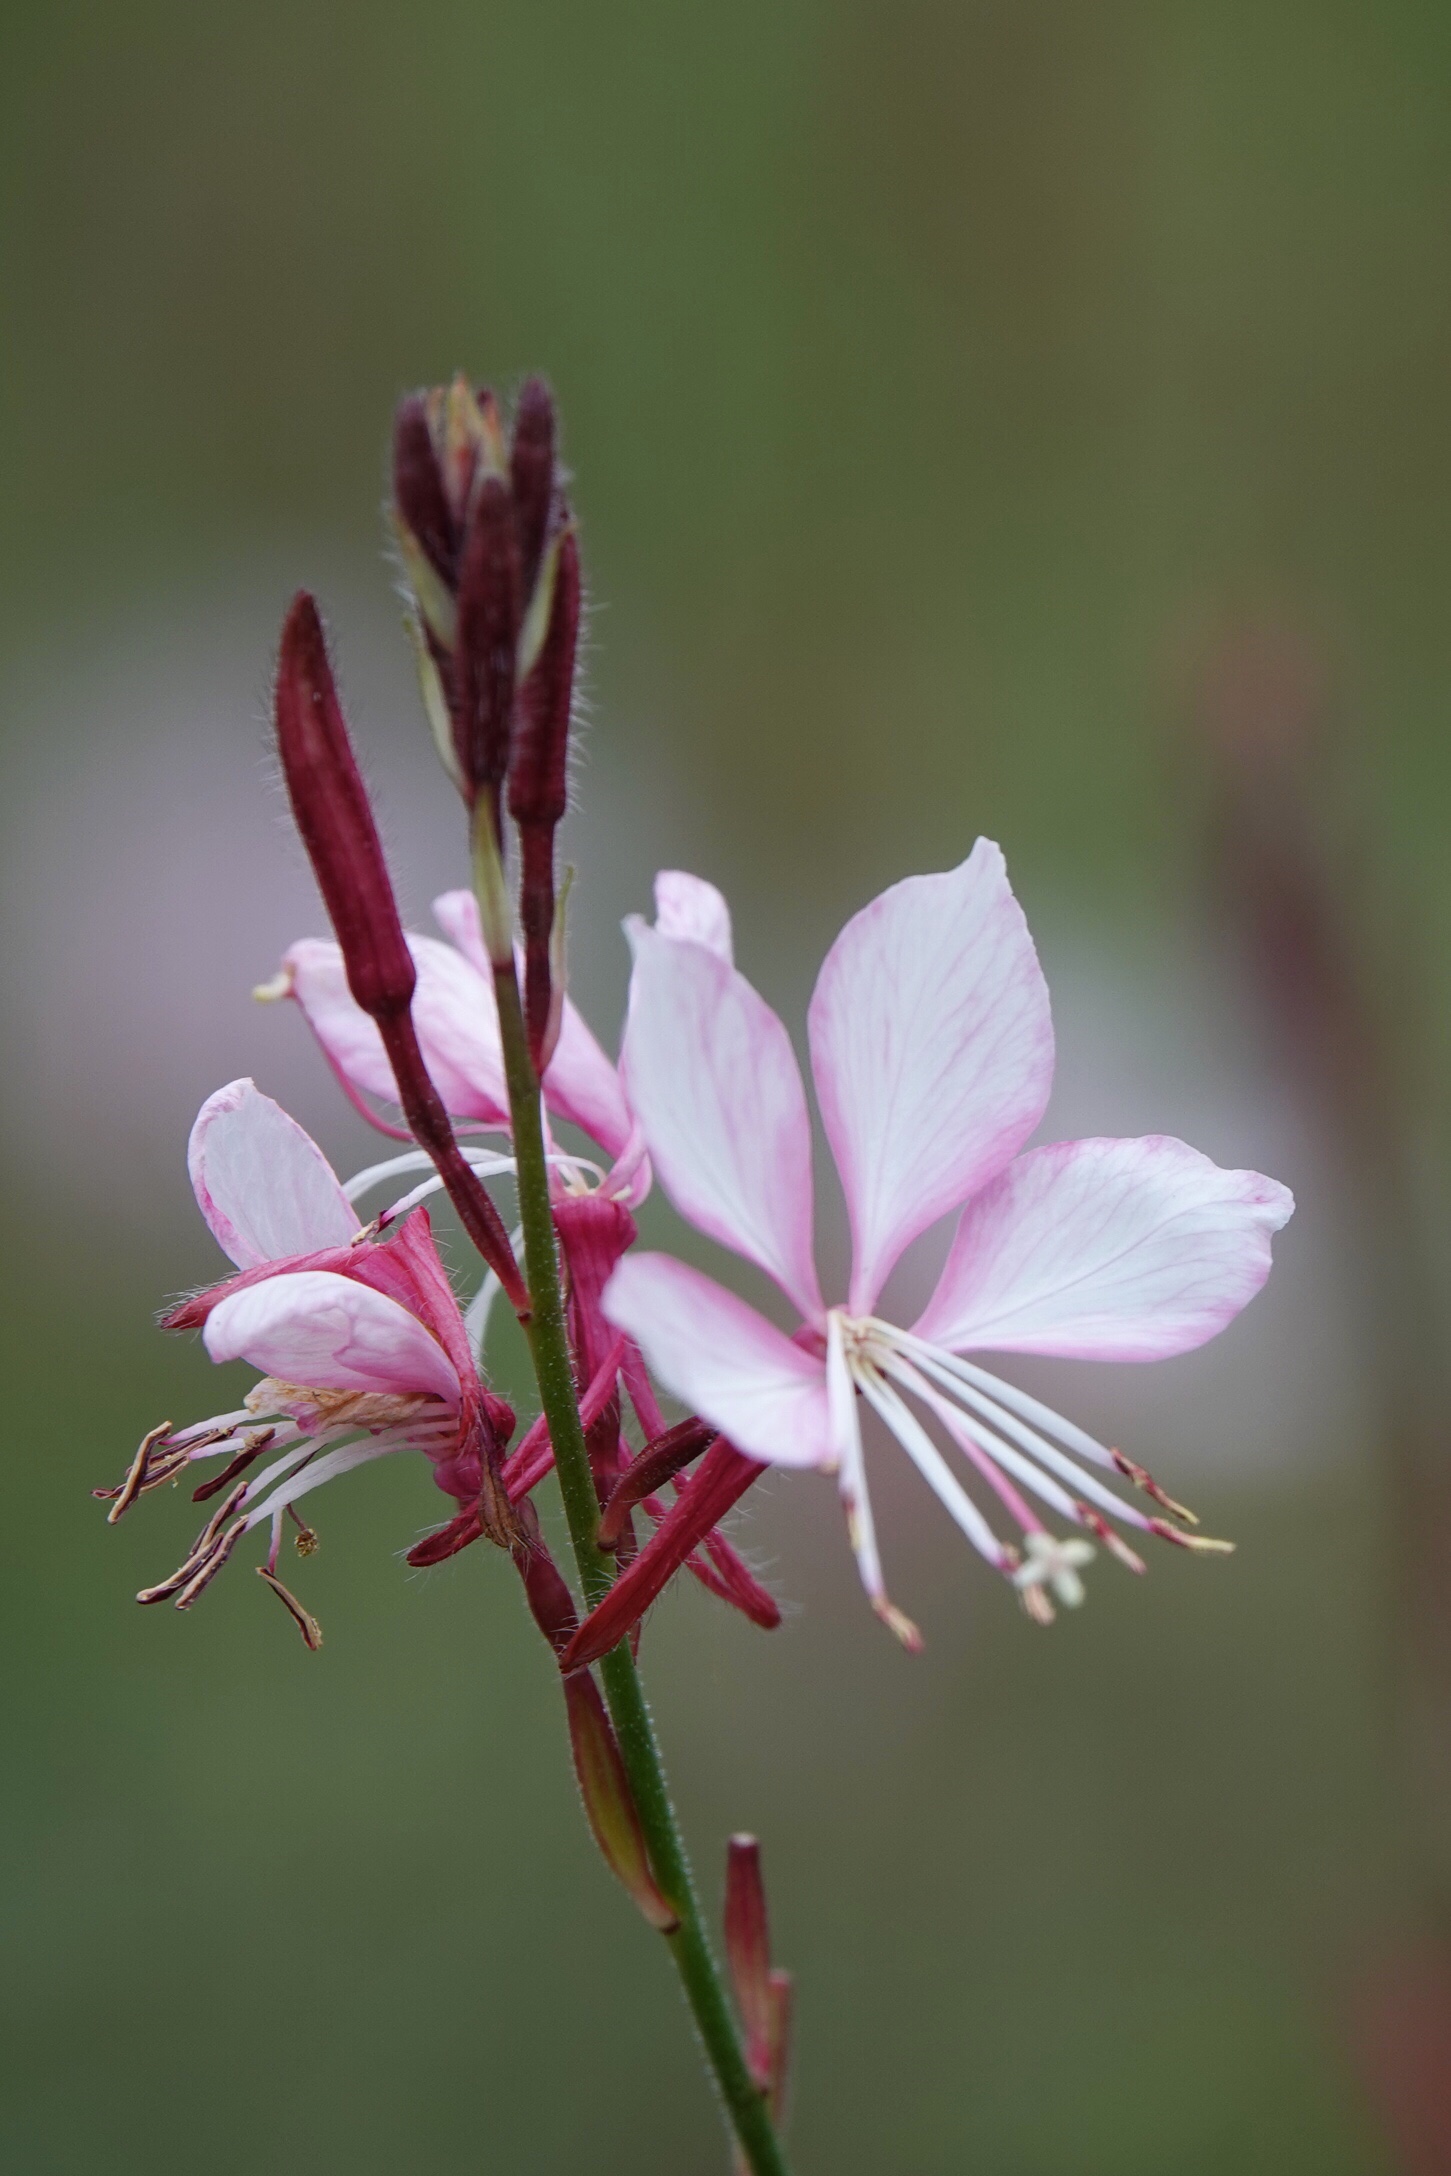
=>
[454,476,521,818]
[273,595,526,1314]
[561,1439,769,1671]
[509,527,581,1068]
[509,376,557,606]
[275,594,417,1023]
[392,393,457,584]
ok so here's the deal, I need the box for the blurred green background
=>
[3,2,1450,2168]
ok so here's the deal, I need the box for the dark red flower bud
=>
[509,375,557,607]
[275,594,417,1023]
[454,476,521,814]
[509,525,579,833]
[509,526,581,1068]
[274,594,526,1315]
[392,393,457,585]
[724,1836,793,2118]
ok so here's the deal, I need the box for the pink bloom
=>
[263,889,633,1166]
[603,847,1294,1638]
[103,1080,513,1640]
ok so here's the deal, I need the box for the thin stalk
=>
[474,824,793,2176]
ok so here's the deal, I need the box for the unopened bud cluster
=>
[393,376,581,1071]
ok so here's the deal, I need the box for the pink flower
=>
[263,889,634,1167]
[102,1079,513,1640]
[603,846,1295,1638]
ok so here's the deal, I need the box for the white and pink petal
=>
[188,1079,359,1269]
[807,841,1055,1315]
[204,1269,461,1403]
[620,923,823,1320]
[603,1253,833,1470]
[431,890,632,1154]
[651,869,733,960]
[913,1134,1294,1362]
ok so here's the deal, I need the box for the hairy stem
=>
[475,826,793,2176]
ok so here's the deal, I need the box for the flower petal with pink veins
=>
[604,1254,832,1469]
[204,1269,461,1402]
[284,940,397,1103]
[652,869,733,960]
[913,1135,1295,1361]
[808,841,1055,1314]
[188,1080,360,1268]
[621,924,824,1319]
[431,891,632,1154]
[284,936,510,1124]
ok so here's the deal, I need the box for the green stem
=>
[476,829,793,2176]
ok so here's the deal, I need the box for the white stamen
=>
[827,1316,921,1649]
[854,1366,1008,1568]
[892,1344,1151,1533]
[344,1145,604,1207]
[883,1355,1083,1527]
[887,1330,1122,1472]
[242,1429,444,1531]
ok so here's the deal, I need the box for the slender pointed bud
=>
[598,1418,717,1551]
[455,476,522,818]
[564,1669,680,1932]
[275,594,417,1023]
[509,528,579,830]
[509,375,557,606]
[509,526,581,1071]
[561,1440,768,1671]
[725,1836,776,2088]
[274,594,526,1313]
[392,394,456,584]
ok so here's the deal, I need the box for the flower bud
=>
[455,475,521,817]
[392,393,456,588]
[509,375,557,609]
[274,593,416,1023]
[509,526,581,1069]
[565,1668,679,1933]
[724,1835,793,2119]
[273,593,526,1314]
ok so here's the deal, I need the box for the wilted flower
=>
[604,849,1294,1638]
